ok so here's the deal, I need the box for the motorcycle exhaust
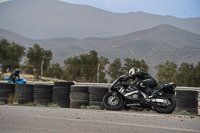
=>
[151,98,167,104]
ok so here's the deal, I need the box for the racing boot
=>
[146,87,156,98]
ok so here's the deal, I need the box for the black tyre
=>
[33,92,52,99]
[0,91,14,97]
[53,94,70,100]
[70,85,89,92]
[0,83,15,91]
[15,92,33,98]
[15,84,34,91]
[174,98,198,108]
[52,86,70,108]
[0,83,14,104]
[154,93,176,114]
[175,90,198,98]
[34,84,53,91]
[53,87,70,94]
[70,92,89,100]
[89,86,108,93]
[175,90,198,114]
[89,93,105,101]
[54,82,74,87]
[102,92,124,110]
[15,84,34,104]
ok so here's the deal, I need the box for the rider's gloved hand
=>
[122,76,130,81]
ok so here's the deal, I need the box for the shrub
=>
[7,93,18,105]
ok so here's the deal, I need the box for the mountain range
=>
[1,24,200,77]
[0,0,200,39]
[0,0,200,78]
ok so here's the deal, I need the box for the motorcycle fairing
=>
[4,77,26,84]
[118,86,141,101]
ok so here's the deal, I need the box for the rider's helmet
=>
[15,69,20,73]
[129,67,140,75]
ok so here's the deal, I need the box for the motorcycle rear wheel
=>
[103,92,124,110]
[154,93,176,114]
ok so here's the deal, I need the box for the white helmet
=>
[129,67,140,75]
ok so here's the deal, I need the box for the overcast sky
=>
[0,0,199,18]
[59,0,200,18]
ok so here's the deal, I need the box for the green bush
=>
[81,105,100,110]
[0,101,5,105]
[47,103,60,108]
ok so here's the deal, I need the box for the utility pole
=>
[97,63,100,83]
[41,60,44,78]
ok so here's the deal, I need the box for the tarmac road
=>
[0,105,200,133]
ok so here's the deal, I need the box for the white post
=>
[41,61,44,77]
[97,63,100,83]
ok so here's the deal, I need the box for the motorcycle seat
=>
[151,83,175,93]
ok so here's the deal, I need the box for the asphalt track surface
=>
[0,105,200,133]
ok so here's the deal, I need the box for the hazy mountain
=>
[0,28,80,50]
[53,24,200,64]
[0,0,199,39]
[1,24,200,77]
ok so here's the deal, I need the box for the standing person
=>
[123,67,157,98]
[9,69,20,83]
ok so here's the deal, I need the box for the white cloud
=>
[0,0,11,3]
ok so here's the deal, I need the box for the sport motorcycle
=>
[103,75,177,114]
[4,77,26,84]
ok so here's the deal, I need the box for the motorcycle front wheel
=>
[154,93,176,114]
[102,92,124,110]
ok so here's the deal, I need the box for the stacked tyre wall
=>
[70,85,89,108]
[1,82,200,114]
[175,90,198,114]
[0,83,15,104]
[34,84,53,105]
[89,86,108,107]
[52,82,74,108]
[15,84,34,104]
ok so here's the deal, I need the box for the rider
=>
[9,69,21,83]
[123,67,157,98]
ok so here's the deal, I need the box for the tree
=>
[63,50,109,82]
[0,39,25,72]
[98,56,110,83]
[195,62,200,87]
[155,61,177,84]
[175,62,196,87]
[107,58,124,82]
[24,43,53,76]
[44,62,63,79]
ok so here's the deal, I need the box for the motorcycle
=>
[103,75,177,114]
[4,77,26,84]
